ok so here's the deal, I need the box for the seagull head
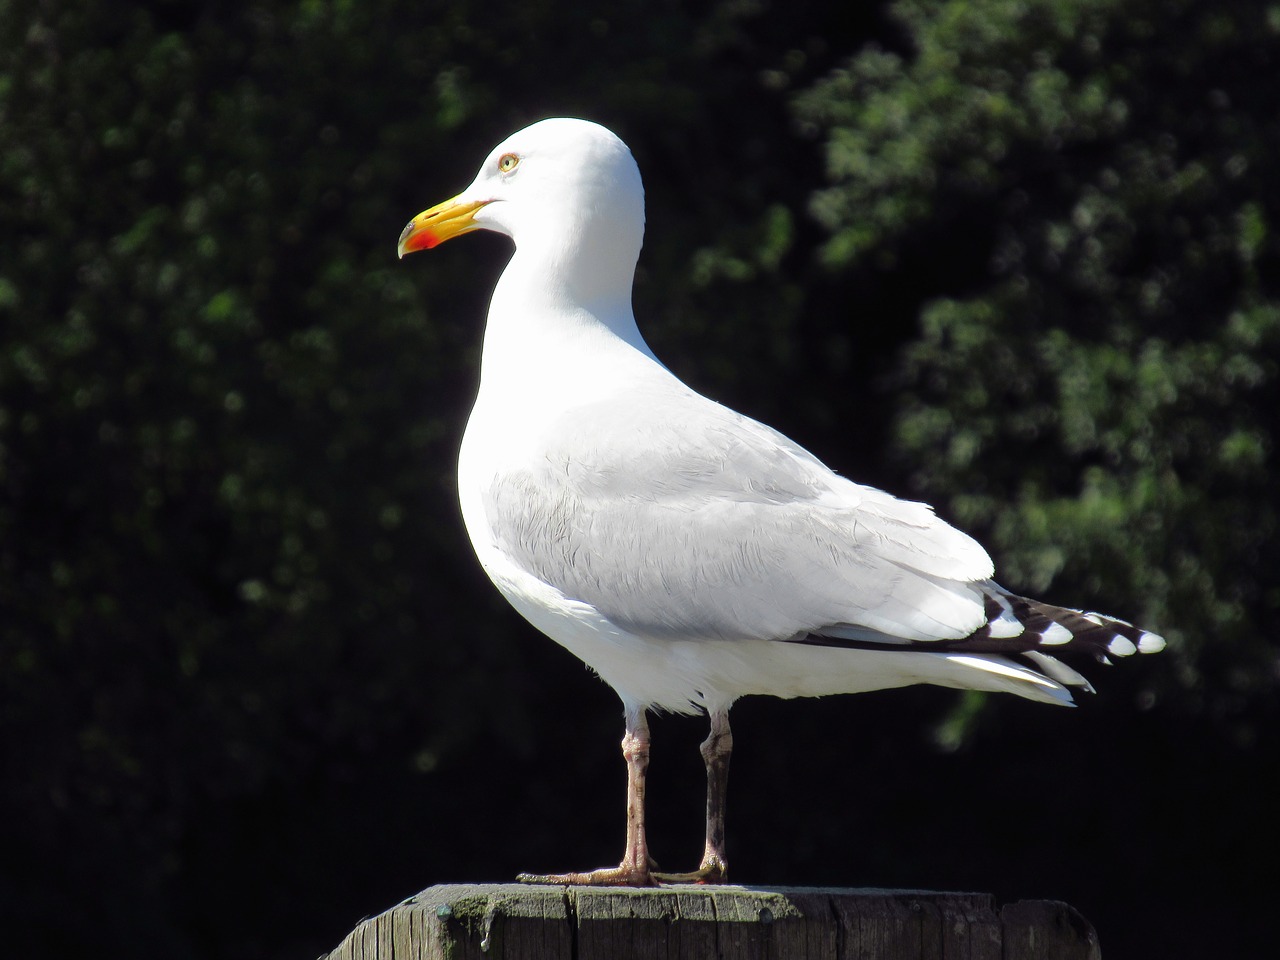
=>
[398,118,645,262]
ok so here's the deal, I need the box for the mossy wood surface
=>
[326,884,1100,960]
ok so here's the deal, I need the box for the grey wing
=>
[483,389,996,645]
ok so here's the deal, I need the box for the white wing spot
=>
[1108,635,1138,657]
[1137,631,1166,654]
[1039,622,1073,645]
[986,610,1024,639]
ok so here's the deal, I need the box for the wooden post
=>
[325,884,1101,960]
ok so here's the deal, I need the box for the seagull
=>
[397,117,1165,887]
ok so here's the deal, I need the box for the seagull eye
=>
[498,153,520,174]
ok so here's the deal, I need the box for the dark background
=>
[2,1,1277,957]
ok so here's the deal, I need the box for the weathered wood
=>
[1000,899,1101,960]
[324,884,1100,960]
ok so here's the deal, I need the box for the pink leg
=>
[654,708,732,883]
[518,706,657,886]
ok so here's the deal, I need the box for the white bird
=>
[397,117,1165,886]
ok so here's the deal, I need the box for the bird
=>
[396,117,1165,887]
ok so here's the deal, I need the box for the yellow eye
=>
[498,153,520,173]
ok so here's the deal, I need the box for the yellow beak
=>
[397,196,492,258]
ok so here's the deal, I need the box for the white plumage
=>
[398,118,1164,886]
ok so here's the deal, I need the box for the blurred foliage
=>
[797,0,1280,718]
[0,0,1276,958]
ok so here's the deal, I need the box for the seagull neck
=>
[485,245,654,356]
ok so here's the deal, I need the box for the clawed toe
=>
[652,857,728,885]
[517,865,658,887]
[517,854,725,887]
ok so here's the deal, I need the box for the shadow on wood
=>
[325,884,1100,959]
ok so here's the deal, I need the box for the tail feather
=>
[955,587,1167,665]
[797,582,1165,698]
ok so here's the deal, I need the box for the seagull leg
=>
[654,707,732,884]
[517,706,657,886]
